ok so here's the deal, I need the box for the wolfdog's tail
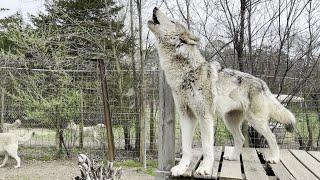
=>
[18,131,35,143]
[268,95,296,132]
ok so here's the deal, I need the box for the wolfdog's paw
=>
[223,153,240,161]
[265,156,279,164]
[195,160,214,176]
[170,164,188,176]
[14,165,20,169]
[0,165,5,168]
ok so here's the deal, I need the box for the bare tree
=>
[136,0,146,165]
[130,0,141,155]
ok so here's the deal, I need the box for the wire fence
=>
[0,61,319,162]
[0,60,159,160]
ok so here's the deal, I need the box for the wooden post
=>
[157,71,175,179]
[97,59,115,161]
[0,89,5,133]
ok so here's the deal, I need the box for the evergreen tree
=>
[32,0,129,60]
[32,0,133,151]
[0,9,23,53]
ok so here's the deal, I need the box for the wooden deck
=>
[170,146,320,180]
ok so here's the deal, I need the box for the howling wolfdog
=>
[148,7,295,176]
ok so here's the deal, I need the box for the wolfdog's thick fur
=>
[148,7,296,176]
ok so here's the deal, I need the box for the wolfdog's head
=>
[148,7,199,46]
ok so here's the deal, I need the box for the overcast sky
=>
[0,0,45,22]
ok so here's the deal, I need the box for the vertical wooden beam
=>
[157,71,175,180]
[97,59,115,161]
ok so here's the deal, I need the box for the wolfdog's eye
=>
[170,20,175,24]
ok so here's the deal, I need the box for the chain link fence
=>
[0,60,159,161]
[0,59,319,162]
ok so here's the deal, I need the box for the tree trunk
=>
[247,0,254,75]
[149,71,156,152]
[130,0,141,156]
[236,0,246,72]
[304,102,313,150]
[186,0,191,30]
[312,93,320,149]
[149,95,155,152]
[304,0,314,151]
[136,0,146,165]
[236,0,250,147]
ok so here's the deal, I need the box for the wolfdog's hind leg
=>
[0,152,8,167]
[223,110,244,161]
[5,145,20,168]
[249,118,279,163]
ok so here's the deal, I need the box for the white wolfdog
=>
[0,131,35,168]
[3,119,21,132]
[66,121,106,145]
[148,7,296,176]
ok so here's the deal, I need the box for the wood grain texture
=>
[241,148,268,180]
[181,150,202,177]
[290,149,320,178]
[280,149,318,180]
[219,146,243,180]
[193,146,222,179]
[158,71,176,176]
[308,151,320,162]
[268,163,295,180]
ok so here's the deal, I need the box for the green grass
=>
[21,147,57,161]
[114,160,157,176]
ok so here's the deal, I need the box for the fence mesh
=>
[0,59,319,162]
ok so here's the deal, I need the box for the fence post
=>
[79,89,84,149]
[157,71,175,180]
[0,88,5,133]
[97,59,115,161]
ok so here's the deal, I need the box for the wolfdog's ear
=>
[176,23,199,45]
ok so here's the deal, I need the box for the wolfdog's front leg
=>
[171,110,197,176]
[196,111,214,176]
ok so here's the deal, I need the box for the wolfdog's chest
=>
[164,61,214,102]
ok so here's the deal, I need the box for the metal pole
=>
[0,88,5,133]
[97,59,115,161]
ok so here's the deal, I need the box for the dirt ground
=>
[0,159,155,180]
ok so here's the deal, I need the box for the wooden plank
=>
[157,71,176,180]
[290,149,320,178]
[257,148,295,180]
[211,146,223,179]
[268,163,295,180]
[181,150,202,177]
[193,146,222,179]
[308,151,320,162]
[280,149,318,180]
[241,148,268,180]
[219,146,242,180]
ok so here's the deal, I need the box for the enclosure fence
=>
[0,62,319,161]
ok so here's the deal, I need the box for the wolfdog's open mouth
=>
[152,13,160,24]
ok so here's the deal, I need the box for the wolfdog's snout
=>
[153,7,158,14]
[152,7,160,24]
